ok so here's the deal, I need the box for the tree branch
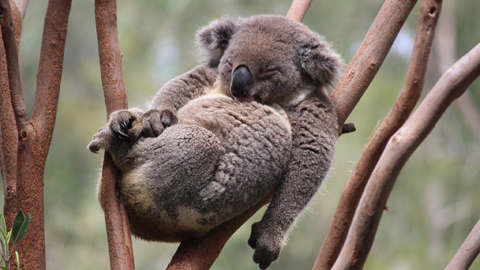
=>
[329,0,418,131]
[94,0,133,269]
[0,0,28,132]
[167,193,273,270]
[332,41,480,270]
[445,217,480,270]
[12,0,28,19]
[314,0,441,268]
[0,25,18,230]
[14,0,72,269]
[31,0,71,150]
[286,0,312,21]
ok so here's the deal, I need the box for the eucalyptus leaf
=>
[11,211,30,245]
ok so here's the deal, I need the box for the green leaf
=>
[11,210,30,245]
[1,266,6,270]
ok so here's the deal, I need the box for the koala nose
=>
[230,66,252,98]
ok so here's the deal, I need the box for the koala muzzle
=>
[230,66,252,98]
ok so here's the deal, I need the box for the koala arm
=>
[149,64,218,113]
[109,64,218,140]
[248,89,338,269]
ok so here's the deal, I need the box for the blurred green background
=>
[1,0,480,269]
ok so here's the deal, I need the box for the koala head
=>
[196,15,343,103]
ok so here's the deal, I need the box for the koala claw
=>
[109,110,141,142]
[115,121,130,140]
[248,222,283,269]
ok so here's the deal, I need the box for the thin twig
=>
[329,0,418,132]
[94,0,133,268]
[445,217,480,270]
[332,41,480,270]
[314,0,441,268]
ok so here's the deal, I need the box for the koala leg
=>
[119,124,226,241]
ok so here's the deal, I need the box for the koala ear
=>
[196,18,238,67]
[299,40,344,88]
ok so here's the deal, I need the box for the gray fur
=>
[88,14,342,269]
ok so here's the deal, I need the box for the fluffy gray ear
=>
[196,18,238,67]
[299,39,344,88]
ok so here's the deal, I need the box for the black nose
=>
[230,66,252,98]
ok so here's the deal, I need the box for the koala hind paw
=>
[140,109,178,138]
[248,222,283,269]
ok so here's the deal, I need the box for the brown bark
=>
[14,0,72,269]
[329,0,418,132]
[0,0,28,132]
[332,41,480,270]
[0,25,18,230]
[314,0,441,269]
[12,0,28,19]
[445,218,480,270]
[94,0,134,269]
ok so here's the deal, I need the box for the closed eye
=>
[260,67,280,78]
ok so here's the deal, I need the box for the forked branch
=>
[329,0,418,130]
[314,0,441,268]
[332,41,480,270]
[15,0,72,269]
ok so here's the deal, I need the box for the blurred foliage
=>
[0,0,479,269]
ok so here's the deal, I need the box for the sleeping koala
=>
[88,14,342,269]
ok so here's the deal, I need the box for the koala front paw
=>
[108,110,143,142]
[139,109,178,138]
[248,222,284,269]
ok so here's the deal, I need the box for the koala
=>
[88,14,342,269]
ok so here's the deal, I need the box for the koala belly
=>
[120,95,292,242]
